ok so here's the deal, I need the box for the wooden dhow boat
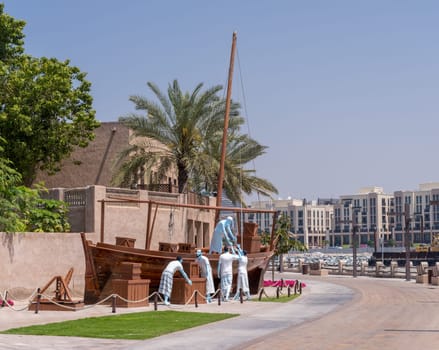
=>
[80,199,278,304]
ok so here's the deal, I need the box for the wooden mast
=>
[215,31,237,221]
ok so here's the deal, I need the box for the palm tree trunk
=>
[177,163,188,193]
[279,253,284,273]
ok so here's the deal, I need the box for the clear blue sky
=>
[4,1,439,201]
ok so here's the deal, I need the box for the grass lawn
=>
[0,310,238,340]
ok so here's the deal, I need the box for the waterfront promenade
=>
[1,272,438,349]
[243,273,439,349]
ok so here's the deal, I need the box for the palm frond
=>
[116,80,278,199]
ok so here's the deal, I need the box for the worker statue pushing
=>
[218,246,239,301]
[209,216,237,254]
[159,256,192,305]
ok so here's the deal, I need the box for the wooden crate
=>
[178,242,196,253]
[171,277,206,304]
[115,236,136,248]
[112,279,150,307]
[237,235,261,253]
[182,261,199,279]
[243,222,258,237]
[113,262,142,280]
[159,242,178,252]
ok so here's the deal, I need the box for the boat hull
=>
[81,235,274,304]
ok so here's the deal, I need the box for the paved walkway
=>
[1,272,438,349]
[0,272,352,349]
[243,274,439,350]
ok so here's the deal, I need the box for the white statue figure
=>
[196,249,215,303]
[234,245,250,300]
[158,256,192,305]
[209,216,236,254]
[218,247,239,301]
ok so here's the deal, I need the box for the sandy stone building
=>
[34,121,178,190]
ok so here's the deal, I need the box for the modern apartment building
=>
[250,198,335,248]
[251,183,439,249]
[333,187,393,248]
[393,183,439,245]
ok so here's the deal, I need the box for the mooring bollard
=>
[112,295,116,313]
[195,290,198,308]
[35,288,41,314]
[154,293,158,311]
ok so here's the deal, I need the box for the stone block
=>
[309,269,328,276]
[416,274,429,284]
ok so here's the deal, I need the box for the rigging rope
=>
[237,47,263,206]
[235,46,251,238]
[168,206,175,241]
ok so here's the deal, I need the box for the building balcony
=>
[136,183,179,193]
[136,183,209,206]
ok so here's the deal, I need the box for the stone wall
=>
[0,232,98,298]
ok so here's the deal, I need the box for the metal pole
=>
[352,210,358,278]
[353,226,357,278]
[405,223,411,281]
[404,203,411,281]
[1,292,5,307]
[112,295,116,313]
[35,288,41,314]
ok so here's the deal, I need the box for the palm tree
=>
[114,80,277,205]
[270,213,307,278]
[198,132,278,205]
